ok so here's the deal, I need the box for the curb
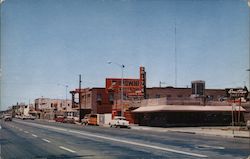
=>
[234,136,250,139]
[131,127,250,139]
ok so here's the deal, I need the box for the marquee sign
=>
[227,88,248,98]
[105,67,146,98]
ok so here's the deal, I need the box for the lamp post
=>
[108,61,125,116]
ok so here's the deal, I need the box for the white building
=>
[34,98,72,119]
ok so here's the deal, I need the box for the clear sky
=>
[0,0,249,110]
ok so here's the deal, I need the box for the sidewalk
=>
[130,125,250,139]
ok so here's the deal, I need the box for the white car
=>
[247,120,250,130]
[109,116,130,128]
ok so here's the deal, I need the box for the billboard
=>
[106,67,146,98]
[106,78,143,96]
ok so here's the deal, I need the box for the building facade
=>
[70,88,113,118]
[146,87,226,102]
[34,98,72,119]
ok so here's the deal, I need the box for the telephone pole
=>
[79,74,82,123]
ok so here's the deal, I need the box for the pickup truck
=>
[109,116,130,128]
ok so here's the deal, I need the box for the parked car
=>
[4,114,12,121]
[247,120,250,130]
[29,115,36,120]
[82,114,99,125]
[82,116,89,125]
[55,116,65,122]
[64,117,75,124]
[109,116,130,128]
[21,115,34,120]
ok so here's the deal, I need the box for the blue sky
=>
[1,0,249,110]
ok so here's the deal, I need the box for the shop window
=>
[109,93,114,102]
[97,94,102,101]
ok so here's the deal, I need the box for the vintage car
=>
[109,116,130,128]
[4,114,12,121]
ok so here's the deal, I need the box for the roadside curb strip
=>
[131,127,250,139]
[74,122,82,126]
[171,131,196,134]
[233,136,250,139]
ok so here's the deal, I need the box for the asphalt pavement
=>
[0,119,250,159]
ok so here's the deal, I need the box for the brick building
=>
[146,87,226,101]
[70,88,113,118]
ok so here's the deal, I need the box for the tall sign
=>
[140,67,146,99]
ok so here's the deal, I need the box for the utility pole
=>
[121,64,125,117]
[79,75,82,123]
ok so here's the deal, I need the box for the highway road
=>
[0,119,249,159]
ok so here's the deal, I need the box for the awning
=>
[132,105,246,113]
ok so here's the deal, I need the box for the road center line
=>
[32,134,38,137]
[15,121,208,158]
[42,139,51,143]
[59,146,76,153]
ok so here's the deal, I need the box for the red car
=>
[55,116,65,122]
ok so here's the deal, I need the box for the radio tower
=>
[174,19,177,87]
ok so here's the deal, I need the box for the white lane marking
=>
[59,146,76,153]
[15,120,208,158]
[69,129,208,158]
[196,145,225,150]
[42,139,51,143]
[24,131,29,133]
[19,128,23,131]
[0,125,2,129]
[31,134,38,137]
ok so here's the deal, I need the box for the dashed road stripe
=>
[59,146,76,153]
[42,139,51,143]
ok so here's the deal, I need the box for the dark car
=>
[4,114,12,121]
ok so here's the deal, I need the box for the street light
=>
[108,61,125,116]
